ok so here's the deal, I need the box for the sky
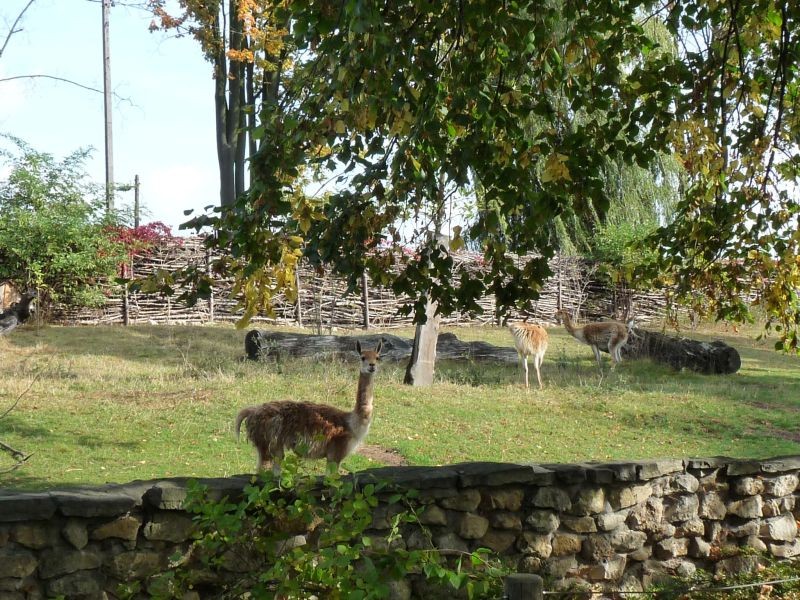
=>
[0,0,219,233]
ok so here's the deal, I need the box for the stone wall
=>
[1,457,799,599]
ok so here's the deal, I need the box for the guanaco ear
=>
[356,340,363,355]
[376,339,384,355]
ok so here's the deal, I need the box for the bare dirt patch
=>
[358,444,408,467]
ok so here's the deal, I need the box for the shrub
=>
[151,457,508,599]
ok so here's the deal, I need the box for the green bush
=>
[0,136,125,308]
[151,456,508,599]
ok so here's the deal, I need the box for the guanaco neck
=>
[354,372,375,421]
[561,313,577,336]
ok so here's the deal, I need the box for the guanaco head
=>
[554,309,570,324]
[356,339,383,375]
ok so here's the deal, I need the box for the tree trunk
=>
[403,297,441,386]
[622,328,741,375]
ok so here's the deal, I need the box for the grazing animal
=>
[555,309,628,371]
[508,322,549,389]
[236,340,383,475]
[0,291,36,336]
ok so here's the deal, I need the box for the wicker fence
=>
[50,236,671,329]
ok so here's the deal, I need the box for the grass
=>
[0,320,798,490]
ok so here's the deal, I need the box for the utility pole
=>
[133,174,140,228]
[102,0,114,214]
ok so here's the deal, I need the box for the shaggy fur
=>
[508,322,549,389]
[555,309,628,370]
[236,340,382,475]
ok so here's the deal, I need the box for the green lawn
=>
[1,321,798,490]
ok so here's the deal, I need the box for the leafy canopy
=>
[189,0,664,324]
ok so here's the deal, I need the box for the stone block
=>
[53,488,138,518]
[370,503,405,529]
[760,457,800,473]
[608,529,647,553]
[61,519,88,550]
[763,474,799,497]
[627,497,664,532]
[628,545,652,562]
[142,512,195,543]
[675,518,705,538]
[38,548,103,579]
[725,460,764,476]
[478,529,517,554]
[439,489,481,512]
[665,494,699,523]
[698,492,727,520]
[479,487,524,511]
[724,520,760,538]
[689,536,711,558]
[544,556,578,578]
[586,554,626,581]
[456,512,489,540]
[525,510,559,533]
[727,495,763,519]
[46,571,103,598]
[714,554,760,578]
[670,473,700,493]
[732,477,764,496]
[571,487,605,516]
[596,510,629,532]
[455,462,553,487]
[488,511,522,531]
[582,535,614,561]
[609,483,652,510]
[638,459,684,480]
[531,487,571,511]
[517,531,552,558]
[418,505,447,526]
[561,515,596,533]
[11,523,60,549]
[91,514,142,542]
[517,555,542,573]
[743,535,767,552]
[405,529,434,551]
[761,513,797,542]
[0,549,37,578]
[654,537,689,559]
[107,550,165,581]
[0,493,56,522]
[551,533,582,557]
[770,539,800,558]
[762,496,795,517]
[433,532,468,553]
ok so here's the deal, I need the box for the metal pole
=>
[102,0,114,214]
[504,574,544,600]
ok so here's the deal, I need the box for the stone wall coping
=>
[1,456,798,523]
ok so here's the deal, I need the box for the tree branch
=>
[0,74,132,104]
[0,372,39,473]
[0,0,36,60]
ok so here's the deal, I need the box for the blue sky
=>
[1,0,219,232]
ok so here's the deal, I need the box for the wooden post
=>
[295,268,303,327]
[205,248,214,323]
[504,574,544,600]
[361,271,370,330]
[403,296,440,386]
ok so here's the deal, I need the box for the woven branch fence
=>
[50,237,672,329]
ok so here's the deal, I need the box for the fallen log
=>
[622,328,741,375]
[245,328,741,375]
[244,330,518,363]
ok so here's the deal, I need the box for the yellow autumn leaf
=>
[541,152,572,183]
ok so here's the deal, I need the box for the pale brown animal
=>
[508,322,549,389]
[555,309,628,370]
[235,340,383,475]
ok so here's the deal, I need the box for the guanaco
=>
[235,340,383,476]
[555,309,628,370]
[508,322,549,389]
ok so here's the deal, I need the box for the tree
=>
[187,1,663,323]
[644,2,800,350]
[0,137,126,312]
[148,0,289,208]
